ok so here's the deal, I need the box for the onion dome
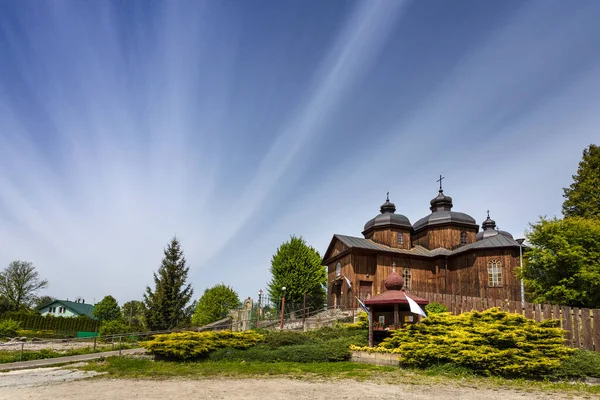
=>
[363,193,412,234]
[476,211,514,240]
[384,269,404,291]
[413,187,477,232]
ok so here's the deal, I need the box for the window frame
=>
[397,233,403,245]
[460,231,467,246]
[487,260,502,287]
[402,267,412,291]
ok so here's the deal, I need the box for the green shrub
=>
[554,350,600,379]
[209,326,368,363]
[353,308,574,378]
[99,320,130,338]
[0,312,100,333]
[0,319,21,337]
[424,302,448,314]
[346,312,368,329]
[17,329,60,339]
[141,330,265,360]
[262,330,310,348]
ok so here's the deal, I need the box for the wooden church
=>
[322,181,523,309]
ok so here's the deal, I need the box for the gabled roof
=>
[323,233,518,262]
[451,233,520,255]
[38,299,95,318]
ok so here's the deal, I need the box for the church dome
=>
[413,188,477,232]
[363,194,412,233]
[384,269,404,291]
[476,212,514,240]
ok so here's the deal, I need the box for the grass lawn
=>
[0,345,133,364]
[80,357,600,397]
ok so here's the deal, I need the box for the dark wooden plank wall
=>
[412,290,600,352]
[365,228,411,250]
[413,227,477,250]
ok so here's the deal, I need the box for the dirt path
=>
[0,373,584,400]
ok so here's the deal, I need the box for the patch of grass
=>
[0,344,134,364]
[79,357,600,396]
[554,350,600,379]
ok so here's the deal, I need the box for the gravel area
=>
[0,369,585,400]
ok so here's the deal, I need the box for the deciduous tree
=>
[143,237,194,330]
[192,283,240,327]
[93,295,121,322]
[122,300,147,331]
[267,235,326,306]
[0,261,48,310]
[522,217,600,308]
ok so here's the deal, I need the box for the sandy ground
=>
[0,367,587,400]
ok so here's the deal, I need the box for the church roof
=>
[476,212,514,241]
[363,194,412,233]
[325,233,517,262]
[413,188,477,232]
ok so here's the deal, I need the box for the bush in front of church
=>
[364,308,574,378]
[141,330,265,360]
[424,302,448,314]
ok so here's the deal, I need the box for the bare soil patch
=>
[0,375,584,400]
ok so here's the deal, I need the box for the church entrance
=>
[333,284,342,308]
[358,281,372,303]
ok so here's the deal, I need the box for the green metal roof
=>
[38,299,96,318]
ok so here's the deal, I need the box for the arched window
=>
[336,262,342,277]
[397,233,403,245]
[460,231,467,245]
[402,267,412,290]
[487,260,502,287]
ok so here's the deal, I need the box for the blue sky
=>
[1,0,599,305]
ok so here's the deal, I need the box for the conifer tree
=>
[562,144,600,219]
[143,237,194,330]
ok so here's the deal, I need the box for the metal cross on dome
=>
[437,174,445,191]
[392,262,396,272]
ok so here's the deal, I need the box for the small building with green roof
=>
[38,299,96,318]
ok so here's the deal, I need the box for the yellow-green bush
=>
[345,312,368,329]
[352,308,574,378]
[141,330,264,360]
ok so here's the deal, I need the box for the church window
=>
[336,262,341,277]
[487,260,502,287]
[397,233,403,245]
[460,231,467,245]
[402,267,412,290]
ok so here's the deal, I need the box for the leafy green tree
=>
[0,261,48,310]
[267,235,326,305]
[143,237,194,330]
[34,296,56,309]
[192,283,241,327]
[522,217,600,308]
[562,144,600,219]
[93,295,121,322]
[121,300,147,331]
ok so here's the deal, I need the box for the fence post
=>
[93,337,97,351]
[112,336,115,351]
[20,342,24,361]
[119,336,122,356]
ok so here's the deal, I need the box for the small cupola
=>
[384,267,405,291]
[476,211,514,240]
[362,193,412,234]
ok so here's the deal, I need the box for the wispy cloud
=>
[0,1,598,303]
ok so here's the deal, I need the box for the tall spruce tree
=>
[267,235,326,306]
[143,237,194,330]
[562,144,600,219]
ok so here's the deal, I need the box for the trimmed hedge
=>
[140,331,265,360]
[1,312,100,334]
[351,308,574,378]
[209,327,368,363]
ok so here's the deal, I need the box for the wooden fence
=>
[413,291,600,352]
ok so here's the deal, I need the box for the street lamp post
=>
[516,238,525,309]
[256,289,263,329]
[279,287,286,330]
